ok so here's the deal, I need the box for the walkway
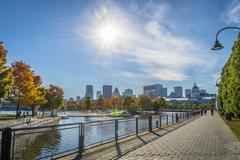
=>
[120,113,240,160]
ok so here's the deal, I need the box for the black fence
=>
[0,111,200,160]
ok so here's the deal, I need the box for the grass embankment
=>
[0,114,16,120]
[221,115,240,141]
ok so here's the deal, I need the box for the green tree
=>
[46,85,64,117]
[97,95,105,109]
[219,33,240,118]
[139,95,153,111]
[85,96,92,110]
[0,42,13,101]
[123,96,134,112]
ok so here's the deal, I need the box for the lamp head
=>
[212,40,224,50]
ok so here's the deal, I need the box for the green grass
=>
[0,114,15,117]
[221,115,240,141]
[110,110,125,117]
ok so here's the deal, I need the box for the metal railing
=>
[0,111,201,160]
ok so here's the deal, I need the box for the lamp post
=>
[211,27,240,50]
[212,27,240,112]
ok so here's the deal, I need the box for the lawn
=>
[222,116,240,141]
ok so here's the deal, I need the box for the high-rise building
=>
[76,96,81,102]
[96,91,102,99]
[103,85,112,99]
[162,88,168,97]
[143,84,162,98]
[122,89,133,96]
[185,89,191,98]
[85,85,93,99]
[192,83,200,98]
[113,87,120,96]
[174,86,183,98]
[69,97,74,102]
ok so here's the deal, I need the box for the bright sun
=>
[95,21,122,50]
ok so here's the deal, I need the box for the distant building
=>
[69,97,74,102]
[143,84,163,98]
[192,83,200,98]
[103,85,112,99]
[122,89,133,96]
[185,89,191,98]
[85,85,93,99]
[169,91,176,98]
[174,86,183,98]
[96,91,102,99]
[113,87,120,96]
[76,96,81,102]
[200,89,207,96]
[162,88,168,97]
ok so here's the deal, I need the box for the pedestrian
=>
[204,109,207,115]
[211,107,214,116]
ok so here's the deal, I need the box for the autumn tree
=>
[111,96,121,110]
[123,96,134,111]
[153,97,166,112]
[46,85,64,117]
[8,61,38,118]
[0,42,13,101]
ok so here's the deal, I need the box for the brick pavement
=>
[120,113,240,160]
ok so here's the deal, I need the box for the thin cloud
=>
[84,1,215,81]
[226,0,240,24]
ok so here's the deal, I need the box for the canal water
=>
[9,112,183,160]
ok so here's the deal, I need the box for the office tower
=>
[174,86,183,98]
[103,85,112,99]
[162,88,168,97]
[96,91,102,99]
[113,87,120,96]
[85,85,93,99]
[76,96,81,102]
[143,84,162,98]
[185,89,191,98]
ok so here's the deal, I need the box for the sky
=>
[1,0,240,99]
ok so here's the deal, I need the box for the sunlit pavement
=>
[120,112,240,160]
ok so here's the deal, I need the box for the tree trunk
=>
[32,107,35,117]
[16,104,19,118]
[51,108,54,117]
[42,106,45,118]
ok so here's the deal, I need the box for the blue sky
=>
[1,0,240,99]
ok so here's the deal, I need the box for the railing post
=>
[159,115,162,128]
[136,117,138,135]
[172,114,174,124]
[115,120,118,142]
[166,115,168,126]
[176,113,178,123]
[78,123,84,158]
[1,127,12,160]
[149,116,152,132]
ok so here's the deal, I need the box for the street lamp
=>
[211,27,240,50]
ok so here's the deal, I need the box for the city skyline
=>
[1,0,239,98]
[67,82,212,100]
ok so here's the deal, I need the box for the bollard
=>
[159,115,162,128]
[136,117,138,135]
[1,127,12,160]
[176,113,179,123]
[78,123,85,158]
[149,116,152,131]
[156,121,159,128]
[115,120,118,142]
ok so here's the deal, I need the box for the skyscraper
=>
[185,89,191,98]
[103,85,112,99]
[113,87,120,96]
[143,84,162,98]
[85,85,93,99]
[162,88,168,97]
[96,91,102,99]
[174,86,183,98]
